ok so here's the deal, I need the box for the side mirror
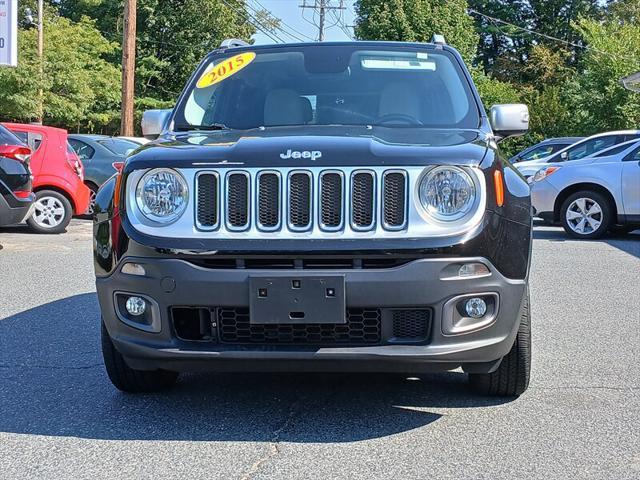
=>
[560,152,568,160]
[490,104,529,140]
[141,109,172,139]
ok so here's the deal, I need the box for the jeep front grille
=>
[383,171,408,229]
[195,173,219,229]
[226,172,250,230]
[195,168,409,234]
[288,172,312,230]
[351,171,375,229]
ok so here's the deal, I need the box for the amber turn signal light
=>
[493,170,505,207]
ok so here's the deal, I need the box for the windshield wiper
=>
[174,123,230,132]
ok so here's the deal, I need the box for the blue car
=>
[68,135,143,214]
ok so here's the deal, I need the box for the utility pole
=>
[300,0,345,41]
[37,0,43,124]
[120,0,137,136]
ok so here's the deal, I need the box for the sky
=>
[250,0,357,45]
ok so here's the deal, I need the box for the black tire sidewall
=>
[560,191,612,239]
[27,190,73,234]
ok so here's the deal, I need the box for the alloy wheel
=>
[33,196,66,229]
[565,197,602,235]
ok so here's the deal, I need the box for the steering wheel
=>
[376,113,423,126]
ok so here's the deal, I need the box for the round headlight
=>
[419,166,476,221]
[136,168,188,223]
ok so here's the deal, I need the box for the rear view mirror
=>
[490,104,529,140]
[142,109,172,139]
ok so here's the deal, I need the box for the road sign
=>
[0,0,18,67]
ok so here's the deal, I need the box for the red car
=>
[2,123,91,233]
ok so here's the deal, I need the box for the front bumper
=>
[97,255,528,374]
[531,180,559,219]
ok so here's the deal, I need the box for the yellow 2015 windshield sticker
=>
[196,52,256,88]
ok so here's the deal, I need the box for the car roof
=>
[544,137,584,143]
[1,122,67,135]
[68,134,111,141]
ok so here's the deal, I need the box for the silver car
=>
[516,130,640,180]
[530,139,640,238]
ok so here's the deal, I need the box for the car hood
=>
[126,126,491,170]
[514,157,550,170]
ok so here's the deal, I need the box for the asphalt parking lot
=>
[0,220,639,479]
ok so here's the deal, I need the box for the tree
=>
[572,14,640,133]
[57,0,256,110]
[354,0,478,62]
[0,12,121,131]
[470,0,603,81]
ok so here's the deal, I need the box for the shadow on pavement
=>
[533,227,640,259]
[0,293,513,443]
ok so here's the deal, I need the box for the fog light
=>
[465,297,487,318]
[125,296,146,316]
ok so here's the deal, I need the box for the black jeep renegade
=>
[94,39,533,396]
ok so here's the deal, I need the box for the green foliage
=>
[57,0,255,105]
[572,15,640,133]
[0,13,120,131]
[354,0,478,62]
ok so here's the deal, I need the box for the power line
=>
[300,0,346,41]
[221,0,285,43]
[249,0,315,41]
[468,8,638,63]
[329,8,353,40]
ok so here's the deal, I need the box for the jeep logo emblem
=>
[280,149,322,161]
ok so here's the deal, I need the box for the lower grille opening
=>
[172,307,215,341]
[390,309,432,343]
[185,257,417,270]
[218,307,381,345]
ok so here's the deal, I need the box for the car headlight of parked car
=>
[532,166,561,183]
[418,166,476,221]
[135,168,188,224]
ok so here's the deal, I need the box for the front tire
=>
[560,191,611,239]
[27,190,73,234]
[101,322,179,393]
[469,289,531,397]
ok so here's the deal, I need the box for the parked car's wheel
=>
[560,191,611,239]
[84,182,99,216]
[469,288,531,397]
[101,322,179,393]
[26,190,73,234]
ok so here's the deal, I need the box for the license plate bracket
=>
[249,276,346,324]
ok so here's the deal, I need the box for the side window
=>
[520,145,554,162]
[69,139,95,161]
[594,143,633,158]
[623,146,640,162]
[565,136,618,161]
[12,131,29,144]
[29,132,44,152]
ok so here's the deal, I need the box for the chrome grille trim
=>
[225,171,250,231]
[195,171,220,231]
[256,170,282,232]
[382,170,408,231]
[127,166,487,240]
[350,170,376,231]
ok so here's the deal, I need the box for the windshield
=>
[97,138,140,156]
[174,45,480,131]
